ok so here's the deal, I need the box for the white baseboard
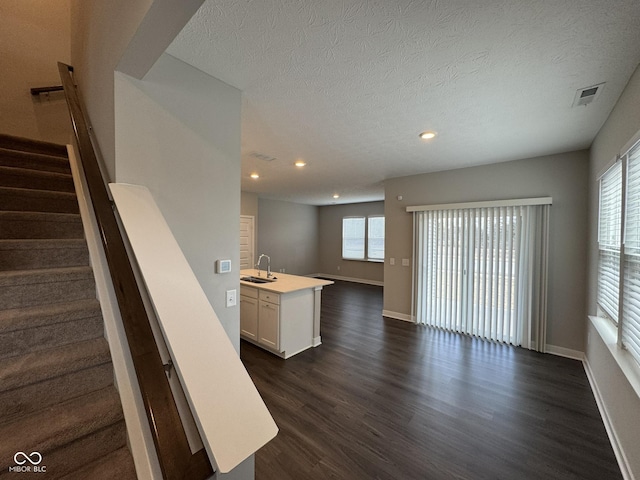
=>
[311,273,383,287]
[382,310,414,323]
[583,357,634,480]
[545,344,584,361]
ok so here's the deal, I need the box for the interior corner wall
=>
[0,0,71,143]
[241,192,259,218]
[586,62,640,478]
[257,198,319,275]
[70,0,153,181]
[114,53,242,351]
[384,151,590,353]
[318,201,385,283]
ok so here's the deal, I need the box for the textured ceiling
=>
[167,0,640,205]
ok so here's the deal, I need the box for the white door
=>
[240,215,255,270]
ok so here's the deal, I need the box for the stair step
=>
[0,133,67,158]
[0,309,103,360]
[0,211,83,239]
[0,239,88,271]
[0,266,95,310]
[0,298,101,334]
[40,422,130,479]
[0,147,71,174]
[0,362,113,423]
[0,387,126,474]
[59,446,137,480]
[0,165,74,193]
[0,186,79,214]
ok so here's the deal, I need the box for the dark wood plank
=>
[242,280,621,480]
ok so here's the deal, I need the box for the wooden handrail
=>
[30,85,63,95]
[57,62,213,480]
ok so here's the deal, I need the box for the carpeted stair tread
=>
[59,446,137,480]
[0,387,125,473]
[0,337,111,393]
[0,362,114,423]
[0,298,100,333]
[0,210,83,239]
[0,266,95,309]
[0,310,103,360]
[0,147,71,174]
[0,133,67,158]
[0,186,79,214]
[0,238,88,270]
[35,422,129,479]
[0,165,74,193]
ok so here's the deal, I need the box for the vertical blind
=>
[413,201,550,351]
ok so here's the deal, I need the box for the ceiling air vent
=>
[250,152,277,162]
[573,83,605,107]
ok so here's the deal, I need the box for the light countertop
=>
[240,269,333,294]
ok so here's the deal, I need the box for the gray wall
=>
[586,62,640,478]
[114,53,242,349]
[318,201,384,284]
[257,198,319,275]
[384,151,589,353]
[241,191,259,218]
[0,1,71,143]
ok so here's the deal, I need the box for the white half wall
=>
[114,53,242,351]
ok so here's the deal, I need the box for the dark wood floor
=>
[241,280,621,480]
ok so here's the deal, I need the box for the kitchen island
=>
[239,269,333,358]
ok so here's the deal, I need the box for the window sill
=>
[589,315,640,400]
[342,258,384,263]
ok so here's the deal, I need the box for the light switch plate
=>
[402,258,410,266]
[226,289,237,307]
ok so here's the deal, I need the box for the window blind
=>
[623,144,640,364]
[414,203,550,350]
[598,161,622,321]
[342,217,365,259]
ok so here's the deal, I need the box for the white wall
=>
[586,62,640,479]
[115,53,242,350]
[0,0,71,143]
[258,198,319,275]
[384,151,590,353]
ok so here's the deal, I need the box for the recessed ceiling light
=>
[250,173,260,179]
[295,160,306,167]
[333,193,340,199]
[419,131,436,140]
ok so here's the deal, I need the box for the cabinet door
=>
[259,301,280,351]
[240,295,258,340]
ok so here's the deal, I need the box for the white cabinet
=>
[240,282,318,358]
[240,287,258,340]
[258,299,280,350]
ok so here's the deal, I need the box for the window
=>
[597,139,640,366]
[342,215,385,261]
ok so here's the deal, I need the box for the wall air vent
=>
[573,82,605,107]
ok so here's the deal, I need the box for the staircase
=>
[0,134,137,479]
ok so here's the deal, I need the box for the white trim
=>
[67,146,162,480]
[406,197,552,212]
[590,315,640,400]
[312,336,322,347]
[583,356,634,480]
[311,273,384,287]
[544,344,584,361]
[382,310,414,322]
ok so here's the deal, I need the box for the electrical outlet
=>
[226,289,237,307]
[337,265,341,271]
[390,258,395,265]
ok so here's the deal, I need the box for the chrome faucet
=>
[256,254,272,278]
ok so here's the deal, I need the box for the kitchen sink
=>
[241,275,277,284]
